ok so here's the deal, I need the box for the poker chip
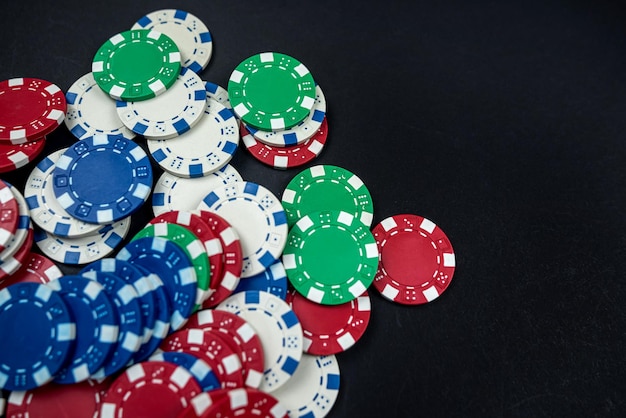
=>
[65,72,136,140]
[372,214,456,305]
[185,309,265,389]
[151,166,242,216]
[270,354,340,418]
[132,9,213,74]
[0,282,75,391]
[281,165,374,228]
[116,67,206,140]
[48,275,119,384]
[0,137,46,174]
[198,181,288,278]
[286,289,371,355]
[116,236,197,331]
[147,97,239,177]
[0,228,34,283]
[181,388,288,418]
[204,82,232,111]
[0,77,66,144]
[132,222,210,308]
[160,328,244,389]
[247,84,327,147]
[80,270,143,377]
[233,259,288,300]
[33,218,130,265]
[241,117,328,170]
[99,361,201,418]
[52,135,153,224]
[24,148,102,237]
[149,352,221,392]
[92,29,181,101]
[195,211,241,308]
[0,183,33,273]
[0,252,62,287]
[228,52,316,131]
[0,180,20,252]
[6,378,110,418]
[217,290,303,392]
[283,210,378,305]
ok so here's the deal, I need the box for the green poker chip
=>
[92,29,181,101]
[132,222,210,310]
[281,164,374,228]
[282,210,379,305]
[228,52,316,131]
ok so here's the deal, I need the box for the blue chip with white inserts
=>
[233,259,288,300]
[149,351,221,392]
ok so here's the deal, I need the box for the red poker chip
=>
[0,78,66,144]
[372,214,456,305]
[6,378,110,418]
[0,180,20,252]
[0,137,46,173]
[0,227,34,285]
[160,328,244,389]
[195,211,242,308]
[176,389,229,418]
[100,361,201,418]
[181,388,287,418]
[0,252,62,289]
[286,288,371,355]
[241,117,328,170]
[185,309,264,388]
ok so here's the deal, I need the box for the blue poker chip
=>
[116,237,197,332]
[0,283,75,391]
[52,135,153,224]
[80,270,143,377]
[149,351,220,392]
[234,259,288,300]
[47,275,119,384]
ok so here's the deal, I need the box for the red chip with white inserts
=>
[0,252,61,290]
[0,179,19,253]
[177,388,288,418]
[0,137,46,174]
[0,227,34,285]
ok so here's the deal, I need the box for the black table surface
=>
[2,1,626,417]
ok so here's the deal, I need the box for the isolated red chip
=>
[178,388,287,418]
[0,78,66,144]
[372,214,456,305]
[0,137,46,173]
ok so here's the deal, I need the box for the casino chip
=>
[198,181,287,278]
[228,52,316,131]
[0,180,19,252]
[287,289,371,355]
[270,354,340,418]
[24,148,102,237]
[116,67,206,140]
[52,135,153,224]
[233,259,288,300]
[65,72,136,140]
[204,82,232,111]
[0,283,75,391]
[372,214,456,305]
[92,29,181,101]
[33,218,130,265]
[246,84,327,147]
[99,361,202,418]
[0,228,34,285]
[149,352,221,392]
[241,117,328,169]
[147,97,239,177]
[282,210,379,305]
[152,166,242,216]
[282,165,374,228]
[185,309,264,389]
[180,388,288,418]
[131,9,213,74]
[0,183,33,280]
[48,275,119,384]
[0,137,46,174]
[217,290,303,392]
[0,78,66,144]
[0,253,62,288]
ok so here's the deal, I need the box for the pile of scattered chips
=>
[0,7,457,418]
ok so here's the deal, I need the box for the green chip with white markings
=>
[132,222,209,310]
[92,29,181,101]
[228,52,316,131]
[282,210,379,305]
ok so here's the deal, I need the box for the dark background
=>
[2,1,626,417]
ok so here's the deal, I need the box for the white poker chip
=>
[204,82,232,112]
[24,148,102,238]
[217,290,303,393]
[132,9,213,74]
[198,181,288,278]
[64,72,136,140]
[270,354,340,418]
[34,218,131,265]
[151,166,242,216]
[116,67,206,140]
[147,97,239,178]
[246,85,327,147]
